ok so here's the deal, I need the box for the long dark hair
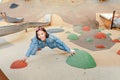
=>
[36,26,49,40]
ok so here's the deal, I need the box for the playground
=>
[0,0,120,80]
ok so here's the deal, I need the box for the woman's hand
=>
[22,56,28,62]
[69,49,76,56]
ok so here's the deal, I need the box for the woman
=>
[23,26,75,61]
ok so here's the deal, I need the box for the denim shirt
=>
[25,34,70,57]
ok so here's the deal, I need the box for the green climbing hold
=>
[66,48,96,69]
[73,25,82,30]
[106,33,112,36]
[79,30,83,34]
[118,37,120,40]
[97,27,104,32]
[86,38,93,42]
[67,33,79,40]
[65,31,71,34]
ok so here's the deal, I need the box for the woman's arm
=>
[52,35,71,53]
[51,35,75,55]
[25,37,38,57]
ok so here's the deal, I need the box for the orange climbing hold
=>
[96,44,105,48]
[82,26,91,31]
[95,32,106,39]
[10,60,28,69]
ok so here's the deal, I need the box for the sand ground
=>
[0,0,120,80]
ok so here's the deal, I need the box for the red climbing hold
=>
[10,60,28,69]
[82,26,91,31]
[117,50,120,55]
[37,48,41,51]
[96,44,105,48]
[112,39,120,43]
[95,32,106,39]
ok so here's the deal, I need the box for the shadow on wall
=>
[0,38,13,49]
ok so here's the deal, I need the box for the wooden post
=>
[111,10,116,29]
[0,12,8,22]
[25,29,27,32]
[0,69,9,80]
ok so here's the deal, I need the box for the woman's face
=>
[37,30,46,41]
